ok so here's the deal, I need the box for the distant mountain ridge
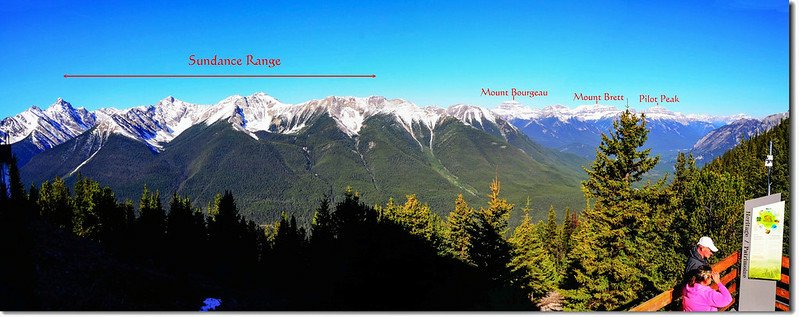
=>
[1,94,787,224]
[692,112,789,164]
[3,94,522,155]
[13,94,588,225]
[1,95,770,161]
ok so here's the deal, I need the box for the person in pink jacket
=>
[683,265,733,311]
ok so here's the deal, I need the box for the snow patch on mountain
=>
[0,98,96,150]
[1,94,769,159]
[493,101,751,125]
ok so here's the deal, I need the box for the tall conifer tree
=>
[566,110,676,310]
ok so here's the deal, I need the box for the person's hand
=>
[711,272,721,285]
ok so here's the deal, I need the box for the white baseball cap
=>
[698,236,719,252]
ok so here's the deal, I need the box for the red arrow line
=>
[64,74,376,78]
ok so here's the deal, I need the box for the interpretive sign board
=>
[748,201,785,280]
[738,194,781,311]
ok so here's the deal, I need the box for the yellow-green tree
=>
[509,206,559,300]
[446,193,474,261]
[381,194,443,245]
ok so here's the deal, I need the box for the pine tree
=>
[559,207,576,287]
[447,194,474,262]
[670,152,699,248]
[7,156,24,202]
[135,186,166,262]
[72,176,101,238]
[467,177,514,283]
[483,177,512,235]
[310,195,334,246]
[509,209,560,300]
[685,169,746,255]
[38,178,72,229]
[566,110,677,310]
[381,194,441,244]
[166,194,207,270]
[94,186,125,244]
[332,186,377,241]
[544,205,561,268]
[27,185,39,206]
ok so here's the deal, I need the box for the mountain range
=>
[1,94,787,223]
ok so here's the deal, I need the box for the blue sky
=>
[0,0,788,118]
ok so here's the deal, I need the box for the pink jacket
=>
[682,282,733,311]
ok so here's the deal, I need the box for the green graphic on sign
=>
[749,202,785,281]
[756,208,780,235]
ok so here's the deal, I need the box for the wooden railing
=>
[631,252,740,311]
[631,252,791,311]
[776,256,790,311]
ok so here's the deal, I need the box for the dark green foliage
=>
[466,178,516,285]
[134,186,166,263]
[509,209,559,301]
[8,155,25,201]
[207,191,257,283]
[14,168,545,310]
[310,195,334,246]
[671,155,747,258]
[37,178,73,230]
[165,194,207,270]
[543,205,564,269]
[565,110,680,310]
[0,156,36,310]
[560,207,576,271]
[703,118,790,254]
[72,176,101,239]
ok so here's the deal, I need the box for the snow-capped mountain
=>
[493,101,747,126]
[692,112,789,163]
[492,101,756,159]
[7,94,786,223]
[2,94,513,154]
[17,95,588,224]
[1,94,783,173]
[0,98,96,150]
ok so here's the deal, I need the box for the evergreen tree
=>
[566,110,677,310]
[7,156,25,202]
[705,118,790,255]
[94,186,125,244]
[544,205,562,268]
[559,207,577,287]
[310,195,334,246]
[670,152,699,248]
[446,194,474,262]
[382,194,442,245]
[135,186,166,262]
[206,190,259,284]
[509,209,560,301]
[331,186,377,241]
[27,185,39,206]
[38,178,72,229]
[166,194,207,270]
[467,177,514,283]
[72,176,101,238]
[685,169,746,255]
